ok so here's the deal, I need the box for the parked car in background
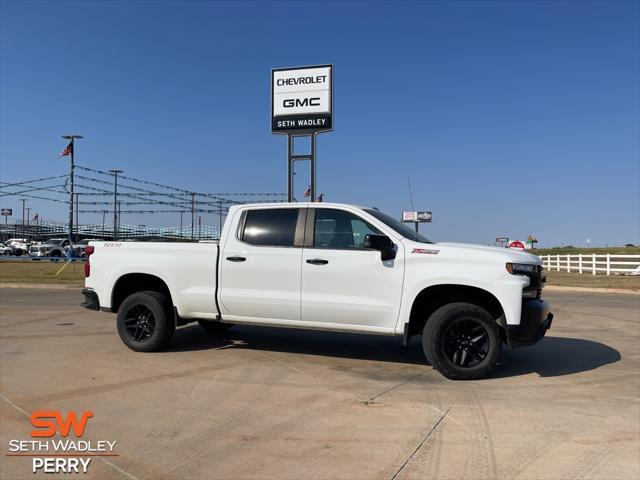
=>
[5,238,31,256]
[29,237,71,257]
[0,242,12,256]
[72,238,103,258]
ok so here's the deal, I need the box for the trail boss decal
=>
[412,248,440,255]
[272,65,333,133]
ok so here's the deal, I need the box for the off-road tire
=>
[197,320,233,333]
[117,290,176,352]
[422,302,501,380]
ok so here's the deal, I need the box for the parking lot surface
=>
[1,287,639,480]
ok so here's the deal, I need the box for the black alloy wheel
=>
[116,290,176,352]
[422,302,501,380]
[123,304,156,342]
[441,318,490,368]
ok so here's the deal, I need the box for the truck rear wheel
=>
[197,320,233,333]
[116,291,175,352]
[422,302,501,380]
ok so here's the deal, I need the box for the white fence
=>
[540,254,640,276]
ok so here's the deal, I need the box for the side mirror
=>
[364,234,396,261]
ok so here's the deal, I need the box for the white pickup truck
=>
[81,202,552,380]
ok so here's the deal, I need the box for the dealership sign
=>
[272,65,333,133]
[402,211,432,223]
[1,208,12,216]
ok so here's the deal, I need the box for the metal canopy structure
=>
[0,165,285,241]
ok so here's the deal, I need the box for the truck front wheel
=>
[422,302,501,380]
[116,291,176,352]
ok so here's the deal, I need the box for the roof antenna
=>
[407,176,415,211]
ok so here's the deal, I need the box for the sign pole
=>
[287,135,294,202]
[287,133,317,202]
[310,133,316,201]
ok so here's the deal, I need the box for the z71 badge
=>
[412,248,440,255]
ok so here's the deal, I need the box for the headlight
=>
[506,262,537,275]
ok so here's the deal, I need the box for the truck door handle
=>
[306,258,329,265]
[226,256,246,262]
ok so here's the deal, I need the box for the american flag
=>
[59,142,73,157]
[303,185,311,197]
[32,213,38,221]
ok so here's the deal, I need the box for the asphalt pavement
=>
[0,287,638,479]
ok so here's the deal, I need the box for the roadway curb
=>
[0,283,82,290]
[544,285,640,295]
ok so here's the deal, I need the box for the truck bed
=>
[86,241,220,319]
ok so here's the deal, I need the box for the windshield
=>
[364,209,433,244]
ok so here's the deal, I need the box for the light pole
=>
[190,193,196,240]
[26,207,31,227]
[61,135,83,244]
[109,169,123,240]
[102,210,107,238]
[74,193,79,243]
[16,198,27,236]
[20,199,27,225]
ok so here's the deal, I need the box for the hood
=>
[407,241,542,265]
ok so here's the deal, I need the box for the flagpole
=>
[70,139,74,243]
[62,134,83,244]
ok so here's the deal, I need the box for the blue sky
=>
[1,0,638,247]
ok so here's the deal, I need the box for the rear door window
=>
[241,208,300,247]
